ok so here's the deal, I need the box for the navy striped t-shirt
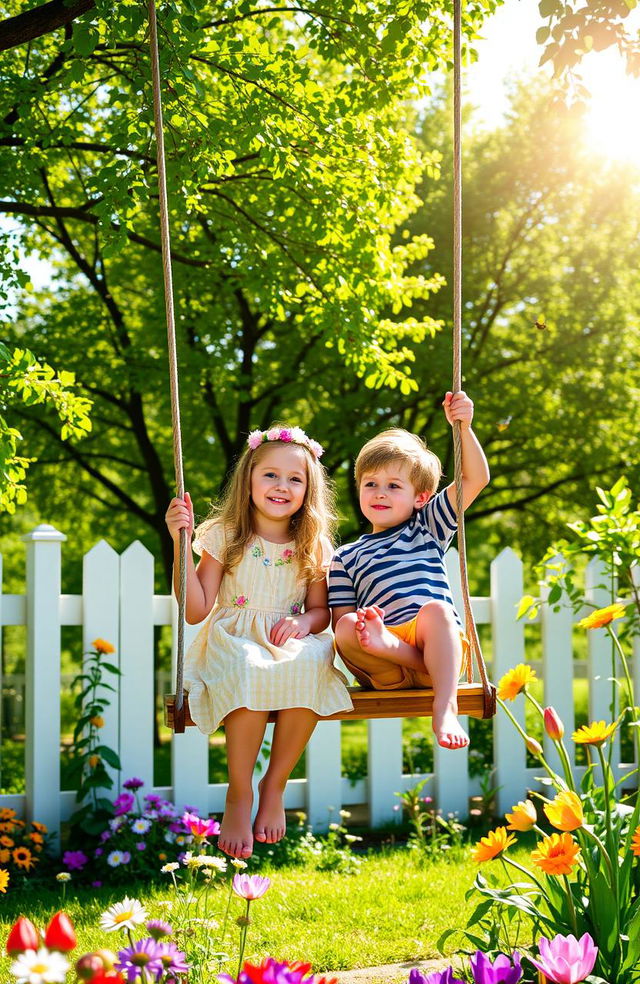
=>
[328,489,461,627]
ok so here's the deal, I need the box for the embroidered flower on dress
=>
[290,603,302,616]
[275,548,294,567]
[233,595,248,608]
[251,545,263,558]
[263,558,271,566]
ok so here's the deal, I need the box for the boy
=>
[328,391,489,750]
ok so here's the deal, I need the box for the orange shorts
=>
[340,617,470,692]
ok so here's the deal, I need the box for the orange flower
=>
[0,822,15,834]
[471,826,517,862]
[531,832,581,876]
[578,603,626,629]
[92,638,115,654]
[28,832,44,845]
[0,868,8,893]
[0,849,10,864]
[31,821,48,834]
[0,836,14,848]
[90,715,105,728]
[506,800,537,831]
[12,846,37,870]
[572,721,617,747]
[88,755,101,768]
[497,664,537,701]
[544,791,584,832]
[631,825,640,857]
[0,808,16,821]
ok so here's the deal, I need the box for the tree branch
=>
[0,0,95,54]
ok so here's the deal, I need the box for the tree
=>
[0,342,91,512]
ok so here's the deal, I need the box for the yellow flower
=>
[92,638,115,654]
[90,715,105,728]
[631,825,640,857]
[497,664,537,701]
[471,826,517,863]
[0,868,8,893]
[88,755,101,768]
[531,832,581,876]
[578,603,626,629]
[544,791,584,832]
[572,720,617,747]
[525,735,543,756]
[505,800,537,831]
[12,846,37,870]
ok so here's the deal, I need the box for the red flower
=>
[5,916,39,955]
[45,912,77,952]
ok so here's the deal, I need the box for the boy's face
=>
[359,462,431,533]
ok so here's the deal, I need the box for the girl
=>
[165,425,352,859]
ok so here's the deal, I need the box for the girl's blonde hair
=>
[196,431,336,585]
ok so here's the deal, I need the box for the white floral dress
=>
[184,523,353,734]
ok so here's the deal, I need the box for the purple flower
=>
[135,842,146,851]
[144,794,161,807]
[530,933,597,984]
[95,848,103,857]
[123,777,144,791]
[155,941,189,976]
[279,428,292,442]
[113,792,135,816]
[470,951,523,984]
[219,958,313,984]
[92,880,102,888]
[100,830,111,842]
[121,851,131,864]
[62,850,88,870]
[146,919,173,941]
[409,969,465,984]
[169,821,185,833]
[232,873,271,899]
[116,939,165,982]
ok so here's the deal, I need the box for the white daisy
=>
[198,856,227,871]
[10,948,69,984]
[100,896,148,932]
[230,858,248,869]
[161,862,179,873]
[106,850,125,867]
[55,872,71,882]
[131,818,151,834]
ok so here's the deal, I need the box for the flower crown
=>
[247,426,324,460]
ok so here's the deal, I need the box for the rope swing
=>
[148,0,496,732]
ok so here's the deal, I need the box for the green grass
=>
[1,845,535,977]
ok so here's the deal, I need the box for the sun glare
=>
[581,49,640,169]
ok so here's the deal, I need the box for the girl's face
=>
[250,444,308,528]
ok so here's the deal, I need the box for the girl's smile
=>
[250,444,308,531]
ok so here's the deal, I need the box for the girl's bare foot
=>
[253,778,286,844]
[218,789,254,858]
[433,700,469,750]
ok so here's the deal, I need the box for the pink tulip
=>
[544,707,565,741]
[232,873,271,900]
[530,933,597,984]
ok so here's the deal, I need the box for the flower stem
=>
[498,698,563,789]
[236,899,251,981]
[562,874,578,935]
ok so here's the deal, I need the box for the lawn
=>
[1,843,536,980]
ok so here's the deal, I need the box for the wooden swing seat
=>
[164,681,496,731]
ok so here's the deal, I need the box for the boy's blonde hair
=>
[196,430,336,585]
[355,428,442,495]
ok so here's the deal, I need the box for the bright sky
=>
[467,0,640,167]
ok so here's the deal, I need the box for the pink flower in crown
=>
[266,427,281,441]
[308,439,324,459]
[247,430,264,450]
[278,428,293,442]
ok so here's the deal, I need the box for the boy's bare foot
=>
[355,606,402,655]
[218,790,254,858]
[433,700,469,750]
[253,778,286,844]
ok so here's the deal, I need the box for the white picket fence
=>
[1,524,638,851]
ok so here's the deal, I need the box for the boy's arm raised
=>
[442,391,490,512]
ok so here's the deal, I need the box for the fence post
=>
[305,720,342,831]
[23,524,66,848]
[83,540,121,792]
[171,613,210,816]
[540,555,575,774]
[367,718,402,826]
[119,541,155,787]
[491,548,526,815]
[633,567,640,775]
[585,558,621,776]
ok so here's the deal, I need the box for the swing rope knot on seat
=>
[149,0,496,733]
